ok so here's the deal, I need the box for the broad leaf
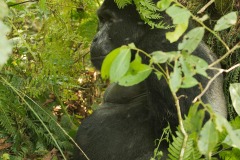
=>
[119,54,152,86]
[214,12,237,31]
[110,47,131,82]
[229,83,240,116]
[198,120,218,155]
[215,114,240,149]
[178,27,205,53]
[223,129,240,149]
[181,76,198,88]
[169,60,181,92]
[166,5,191,42]
[157,0,172,11]
[166,5,191,24]
[166,23,188,43]
[185,55,208,77]
[101,47,123,80]
[185,103,205,133]
[155,72,163,80]
[151,51,179,64]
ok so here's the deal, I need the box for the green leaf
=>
[178,53,208,89]
[154,71,163,80]
[179,55,193,77]
[157,0,172,11]
[165,5,191,42]
[214,12,237,31]
[166,23,188,43]
[185,103,205,133]
[118,54,152,86]
[190,56,208,77]
[166,5,191,24]
[181,76,198,88]
[110,48,131,82]
[223,129,240,149]
[198,120,219,155]
[151,51,179,64]
[169,60,181,92]
[229,83,240,116]
[215,114,240,149]
[178,27,205,53]
[180,53,208,78]
[101,47,122,80]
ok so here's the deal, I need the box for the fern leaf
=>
[114,0,133,8]
[0,103,16,134]
[168,131,201,160]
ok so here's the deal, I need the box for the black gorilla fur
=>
[74,0,227,159]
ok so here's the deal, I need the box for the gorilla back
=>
[74,0,227,159]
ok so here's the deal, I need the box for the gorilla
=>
[74,0,227,159]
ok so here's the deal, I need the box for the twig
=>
[193,63,240,103]
[197,0,215,14]
[209,42,240,67]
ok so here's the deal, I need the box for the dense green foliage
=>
[0,0,239,159]
[0,0,100,159]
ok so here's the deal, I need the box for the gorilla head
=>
[90,0,150,70]
[74,0,227,159]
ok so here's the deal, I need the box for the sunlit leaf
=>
[198,120,218,155]
[215,114,240,149]
[155,71,163,80]
[101,47,122,80]
[181,76,198,88]
[157,0,172,11]
[229,83,240,116]
[169,60,181,92]
[166,5,191,24]
[110,47,131,82]
[151,51,179,64]
[166,23,188,43]
[178,27,205,53]
[165,5,190,42]
[223,129,240,149]
[185,103,205,133]
[214,12,237,31]
[185,55,208,77]
[119,54,152,86]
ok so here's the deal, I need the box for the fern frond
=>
[168,131,201,160]
[114,0,133,8]
[219,148,240,160]
[134,0,167,29]
[0,104,16,134]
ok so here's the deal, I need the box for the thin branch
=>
[209,42,240,67]
[197,0,215,14]
[193,63,240,103]
[172,91,188,160]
